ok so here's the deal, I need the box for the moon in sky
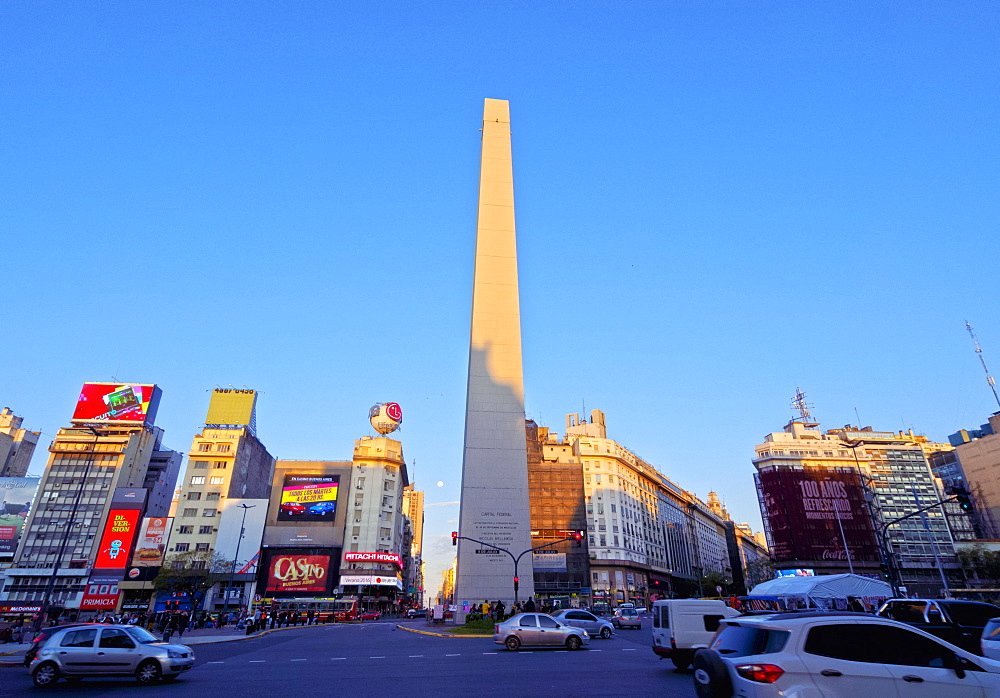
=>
[436,480,444,487]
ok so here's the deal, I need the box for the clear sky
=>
[4,2,999,598]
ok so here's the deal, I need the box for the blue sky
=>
[4,2,999,595]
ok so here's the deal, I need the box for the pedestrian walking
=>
[524,597,536,612]
[494,600,505,620]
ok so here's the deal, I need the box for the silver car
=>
[550,609,615,639]
[30,624,195,687]
[612,607,641,629]
[494,612,590,650]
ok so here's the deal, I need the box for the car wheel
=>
[32,662,60,688]
[135,659,162,684]
[505,635,521,651]
[600,627,612,639]
[566,635,583,651]
[692,649,733,698]
[671,652,692,670]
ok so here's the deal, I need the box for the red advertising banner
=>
[95,509,142,569]
[266,554,330,593]
[756,468,880,563]
[71,383,160,425]
[131,516,172,566]
[80,593,120,610]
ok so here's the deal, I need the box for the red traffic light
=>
[513,576,519,583]
[451,531,458,546]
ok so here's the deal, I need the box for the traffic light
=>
[451,531,458,546]
[572,531,584,547]
[879,562,891,581]
[952,486,973,512]
[513,576,519,596]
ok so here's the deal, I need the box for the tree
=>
[153,550,234,609]
[744,558,776,590]
[957,544,1000,587]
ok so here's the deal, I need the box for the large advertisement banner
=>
[131,517,172,566]
[71,383,161,425]
[0,477,41,558]
[95,509,142,569]
[756,468,880,564]
[265,553,331,593]
[277,474,340,521]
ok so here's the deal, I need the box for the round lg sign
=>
[369,403,403,435]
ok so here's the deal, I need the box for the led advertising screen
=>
[265,553,331,593]
[94,509,142,569]
[756,468,880,564]
[0,477,40,558]
[71,382,161,425]
[131,516,172,566]
[277,474,340,521]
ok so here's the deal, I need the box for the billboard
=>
[0,477,41,558]
[131,516,172,566]
[339,575,403,589]
[71,382,161,425]
[265,552,332,593]
[532,550,567,572]
[95,509,142,569]
[343,552,402,567]
[756,467,880,564]
[277,474,340,522]
[206,389,257,427]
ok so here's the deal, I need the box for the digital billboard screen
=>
[95,509,142,569]
[131,516,172,566]
[277,474,340,522]
[756,467,880,564]
[71,383,161,425]
[265,552,332,593]
[0,477,40,558]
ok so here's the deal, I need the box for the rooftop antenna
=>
[791,387,814,421]
[966,321,1000,410]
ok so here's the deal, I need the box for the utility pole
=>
[225,504,255,618]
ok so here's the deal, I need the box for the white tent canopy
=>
[747,573,892,610]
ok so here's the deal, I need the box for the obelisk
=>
[454,99,535,610]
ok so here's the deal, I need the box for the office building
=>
[0,407,39,477]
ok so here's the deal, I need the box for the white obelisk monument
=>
[454,99,535,611]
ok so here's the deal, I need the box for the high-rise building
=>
[0,407,40,477]
[3,383,180,617]
[754,414,963,597]
[165,389,274,611]
[950,413,1000,526]
[456,98,535,610]
[402,485,424,606]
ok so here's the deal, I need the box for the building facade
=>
[0,407,39,477]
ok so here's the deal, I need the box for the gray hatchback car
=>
[29,624,195,687]
[550,609,615,639]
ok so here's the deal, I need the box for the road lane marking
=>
[207,661,225,664]
[445,654,460,657]
[409,655,424,658]
[591,650,602,652]
[291,659,307,661]
[370,656,386,659]
[622,648,636,651]
[331,658,346,660]
[249,660,265,663]
[482,652,497,655]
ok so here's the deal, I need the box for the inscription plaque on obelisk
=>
[454,98,535,610]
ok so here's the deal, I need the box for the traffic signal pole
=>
[451,531,583,604]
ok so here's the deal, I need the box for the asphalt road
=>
[1,618,698,697]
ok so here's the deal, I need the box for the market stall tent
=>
[745,573,892,611]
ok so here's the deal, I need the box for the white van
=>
[651,599,740,669]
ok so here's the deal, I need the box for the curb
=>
[395,624,492,639]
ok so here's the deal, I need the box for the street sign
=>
[715,585,722,594]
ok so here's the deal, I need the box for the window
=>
[538,616,559,628]
[711,626,788,658]
[804,624,955,667]
[352,527,361,536]
[174,543,190,552]
[379,527,391,538]
[519,616,537,627]
[210,477,224,485]
[191,561,206,570]
[61,629,98,648]
[197,443,211,452]
[199,526,214,534]
[192,460,209,469]
[195,543,209,551]
[206,492,220,500]
[214,461,227,469]
[99,629,135,649]
[178,526,193,534]
[172,560,184,571]
[190,476,205,485]
[182,508,198,518]
[216,443,230,452]
[187,492,201,501]
[202,509,216,517]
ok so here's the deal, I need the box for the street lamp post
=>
[225,504,255,618]
[35,425,101,632]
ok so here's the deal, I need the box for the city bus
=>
[264,597,359,621]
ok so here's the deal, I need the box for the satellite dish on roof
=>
[369,402,402,434]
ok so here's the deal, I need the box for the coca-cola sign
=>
[756,468,880,564]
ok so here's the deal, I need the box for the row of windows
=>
[190,476,226,485]
[173,543,210,552]
[181,508,216,518]
[196,442,231,452]
[191,460,228,469]
[187,491,221,500]
[177,525,215,534]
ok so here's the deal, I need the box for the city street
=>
[0,618,697,697]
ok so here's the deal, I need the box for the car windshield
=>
[126,626,162,644]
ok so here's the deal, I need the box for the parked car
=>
[589,603,611,616]
[29,624,195,687]
[307,502,337,516]
[494,612,589,650]
[359,610,380,621]
[23,624,99,668]
[877,598,1000,654]
[612,608,641,629]
[550,609,615,639]
[692,612,1000,698]
[405,608,425,619]
[652,598,741,669]
[983,617,1000,660]
[279,502,306,515]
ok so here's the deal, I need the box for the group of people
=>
[473,596,552,621]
